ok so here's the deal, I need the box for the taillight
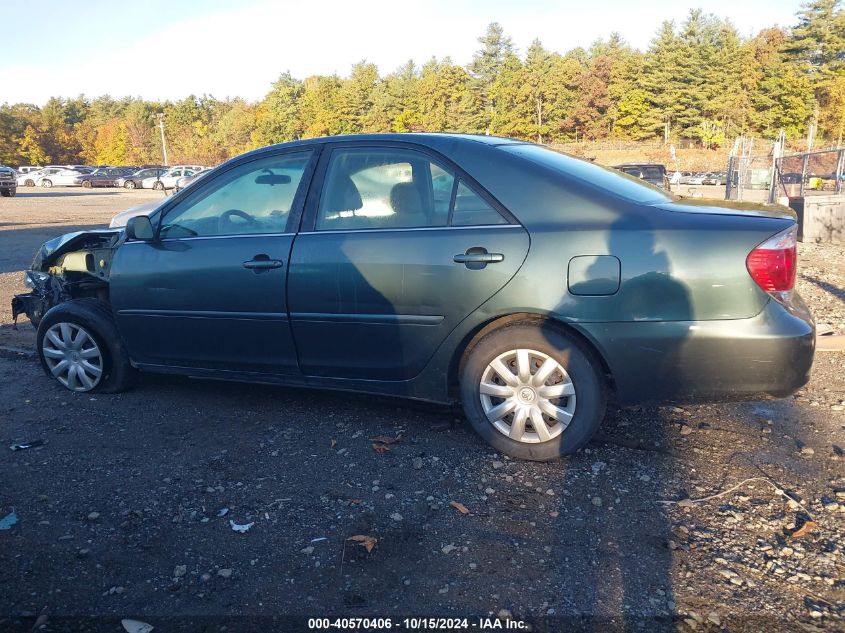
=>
[746,225,797,302]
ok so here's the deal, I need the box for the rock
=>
[492,460,504,469]
[801,446,815,456]
[87,512,100,521]
[300,546,314,555]
[200,573,212,582]
[780,547,794,557]
[442,544,457,554]
[217,568,233,578]
[591,461,607,474]
[109,586,125,595]
[497,609,513,620]
[545,488,555,496]
[412,457,423,470]
[76,548,90,559]
[591,496,603,507]
[707,612,721,626]
[173,565,187,578]
[438,585,449,594]
[680,425,693,436]
[485,488,495,495]
[390,512,403,522]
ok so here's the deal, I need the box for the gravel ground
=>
[0,189,843,632]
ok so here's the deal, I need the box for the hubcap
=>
[479,348,576,444]
[42,323,103,392]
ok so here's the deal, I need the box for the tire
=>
[152,181,164,190]
[124,180,136,189]
[459,322,606,461]
[40,179,52,188]
[82,180,92,188]
[1,189,11,197]
[36,299,137,394]
[25,179,34,187]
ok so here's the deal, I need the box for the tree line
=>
[1,1,843,167]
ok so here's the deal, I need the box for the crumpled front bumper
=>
[11,273,69,327]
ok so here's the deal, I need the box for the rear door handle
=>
[453,247,504,269]
[243,254,284,270]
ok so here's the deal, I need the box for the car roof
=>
[243,133,527,155]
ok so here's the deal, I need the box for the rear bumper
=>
[578,294,815,405]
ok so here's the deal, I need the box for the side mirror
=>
[126,215,154,241]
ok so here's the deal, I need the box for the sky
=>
[3,0,805,106]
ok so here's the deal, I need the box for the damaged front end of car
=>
[12,229,123,327]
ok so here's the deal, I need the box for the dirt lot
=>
[0,189,843,632]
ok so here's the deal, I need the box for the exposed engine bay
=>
[12,229,123,326]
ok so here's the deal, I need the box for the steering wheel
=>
[218,208,258,231]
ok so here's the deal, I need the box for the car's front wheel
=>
[40,179,52,188]
[124,180,136,189]
[36,299,137,394]
[152,181,164,190]
[460,323,606,461]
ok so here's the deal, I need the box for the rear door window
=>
[316,146,508,231]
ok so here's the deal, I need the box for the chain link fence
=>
[726,147,845,202]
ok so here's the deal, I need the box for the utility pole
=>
[156,113,168,166]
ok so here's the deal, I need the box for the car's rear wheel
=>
[40,179,52,188]
[460,323,606,461]
[82,180,92,188]
[24,179,34,187]
[125,180,136,189]
[37,299,137,394]
[1,189,12,197]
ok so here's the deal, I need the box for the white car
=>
[18,170,45,186]
[141,167,197,190]
[109,200,164,228]
[36,167,87,188]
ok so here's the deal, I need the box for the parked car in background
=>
[35,167,89,188]
[613,163,668,188]
[686,173,707,185]
[0,165,17,197]
[74,167,135,188]
[173,168,212,192]
[142,167,197,190]
[12,134,814,461]
[109,200,166,228]
[17,165,42,174]
[18,169,45,186]
[117,167,168,189]
[703,172,726,185]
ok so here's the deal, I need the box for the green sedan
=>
[12,134,815,461]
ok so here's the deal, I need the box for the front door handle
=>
[454,247,504,270]
[243,254,284,270]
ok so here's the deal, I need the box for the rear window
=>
[503,144,673,205]
[639,166,665,180]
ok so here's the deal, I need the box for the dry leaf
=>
[330,438,337,449]
[350,498,363,505]
[347,534,377,553]
[450,501,471,515]
[372,443,390,454]
[370,435,402,445]
[791,520,816,539]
